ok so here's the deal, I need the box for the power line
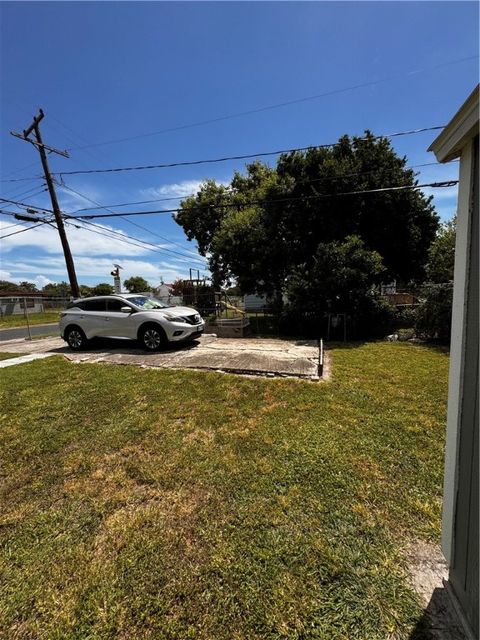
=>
[67,218,207,266]
[0,221,25,231]
[64,180,458,220]
[0,160,41,179]
[70,160,459,213]
[0,197,54,213]
[0,185,47,202]
[0,175,44,184]
[54,126,447,177]
[75,193,200,211]
[0,222,47,239]
[63,54,478,151]
[58,181,207,263]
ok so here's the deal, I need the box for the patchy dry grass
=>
[0,343,449,639]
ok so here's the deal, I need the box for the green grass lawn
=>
[0,343,449,639]
[0,353,25,361]
[0,310,61,329]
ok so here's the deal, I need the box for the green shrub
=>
[415,284,453,342]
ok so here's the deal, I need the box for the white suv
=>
[60,294,204,351]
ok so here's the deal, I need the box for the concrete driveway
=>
[0,334,322,380]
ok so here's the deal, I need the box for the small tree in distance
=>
[91,283,114,296]
[123,276,150,293]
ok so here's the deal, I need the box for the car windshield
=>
[126,296,170,309]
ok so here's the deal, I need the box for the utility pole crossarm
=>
[10,130,70,158]
[11,109,80,298]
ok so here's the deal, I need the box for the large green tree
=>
[175,132,438,297]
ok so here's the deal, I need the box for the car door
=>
[103,298,137,339]
[79,298,108,338]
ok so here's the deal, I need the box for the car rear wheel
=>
[65,326,87,351]
[140,325,166,351]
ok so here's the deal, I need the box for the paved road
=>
[0,323,59,342]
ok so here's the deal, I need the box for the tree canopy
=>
[123,276,150,293]
[425,217,456,283]
[91,283,114,296]
[0,280,38,293]
[175,132,438,298]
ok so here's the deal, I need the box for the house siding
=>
[448,136,479,638]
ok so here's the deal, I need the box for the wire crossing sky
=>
[0,2,478,287]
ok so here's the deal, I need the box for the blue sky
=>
[0,1,478,288]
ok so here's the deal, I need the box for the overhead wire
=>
[0,221,25,232]
[0,222,49,239]
[24,115,208,264]
[57,180,198,254]
[0,184,47,203]
[54,126,448,177]
[66,218,206,266]
[0,196,53,213]
[57,181,207,264]
[0,175,44,184]
[70,160,459,212]
[64,180,459,220]
[62,54,478,151]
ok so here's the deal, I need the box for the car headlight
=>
[162,313,187,323]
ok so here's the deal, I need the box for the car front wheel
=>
[140,325,165,351]
[65,326,87,351]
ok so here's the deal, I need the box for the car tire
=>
[139,324,166,351]
[65,326,88,351]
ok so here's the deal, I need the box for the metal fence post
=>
[23,297,32,340]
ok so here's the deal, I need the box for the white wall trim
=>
[441,139,475,564]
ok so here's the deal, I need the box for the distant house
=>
[429,85,478,639]
[244,293,268,311]
[156,283,174,299]
[0,292,45,316]
[154,283,182,306]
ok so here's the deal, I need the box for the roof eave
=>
[428,85,479,163]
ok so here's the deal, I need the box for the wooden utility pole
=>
[11,110,80,298]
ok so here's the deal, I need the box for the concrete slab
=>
[0,335,321,380]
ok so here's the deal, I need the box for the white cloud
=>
[140,180,203,201]
[141,179,230,207]
[33,275,53,288]
[0,270,51,288]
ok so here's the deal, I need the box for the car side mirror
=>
[121,306,132,313]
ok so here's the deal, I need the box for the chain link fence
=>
[0,296,69,340]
